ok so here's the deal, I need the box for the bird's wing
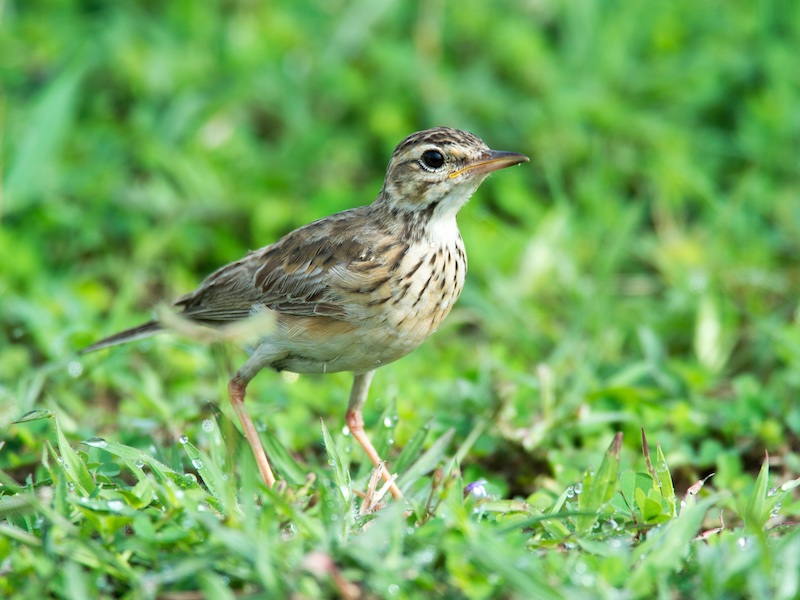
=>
[174,207,407,324]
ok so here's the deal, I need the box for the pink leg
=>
[229,376,276,488]
[346,371,403,500]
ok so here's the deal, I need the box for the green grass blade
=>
[744,451,770,531]
[179,438,230,511]
[629,496,718,595]
[655,444,677,516]
[397,428,454,491]
[321,418,352,504]
[4,61,87,210]
[54,415,96,496]
[577,432,622,535]
[260,427,307,487]
[392,421,430,475]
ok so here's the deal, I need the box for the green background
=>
[2,1,799,598]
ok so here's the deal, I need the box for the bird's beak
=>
[449,150,530,179]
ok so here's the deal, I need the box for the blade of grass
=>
[577,432,622,535]
[397,428,454,491]
[744,451,770,532]
[260,427,307,487]
[54,415,96,496]
[392,421,430,475]
[655,445,677,516]
[5,61,87,210]
[321,418,352,504]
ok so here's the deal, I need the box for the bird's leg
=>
[345,370,403,500]
[228,375,275,487]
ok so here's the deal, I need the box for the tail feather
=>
[80,321,163,354]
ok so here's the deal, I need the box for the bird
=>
[82,127,529,500]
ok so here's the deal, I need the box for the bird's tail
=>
[80,321,163,354]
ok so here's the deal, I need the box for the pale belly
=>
[270,239,467,374]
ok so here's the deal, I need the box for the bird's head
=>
[379,127,529,218]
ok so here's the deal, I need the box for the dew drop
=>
[192,458,204,470]
[737,537,747,549]
[67,361,83,378]
[566,486,575,498]
[178,435,189,445]
[419,546,436,564]
[342,425,351,436]
[573,483,583,495]
[106,500,125,512]
[85,437,108,449]
[134,459,145,469]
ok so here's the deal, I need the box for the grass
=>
[2,0,800,598]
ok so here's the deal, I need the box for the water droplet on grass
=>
[419,546,436,564]
[192,458,204,470]
[178,435,189,444]
[67,361,83,378]
[134,459,145,468]
[85,437,108,449]
[106,500,125,512]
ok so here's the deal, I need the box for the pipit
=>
[83,127,529,499]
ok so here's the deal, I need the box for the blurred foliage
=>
[2,0,800,597]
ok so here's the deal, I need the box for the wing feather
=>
[173,207,405,324]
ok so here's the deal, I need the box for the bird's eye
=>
[420,150,445,170]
